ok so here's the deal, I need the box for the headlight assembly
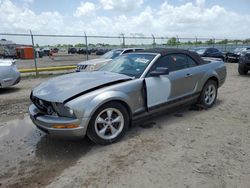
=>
[87,64,96,71]
[52,103,76,118]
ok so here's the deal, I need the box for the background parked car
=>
[225,47,250,63]
[35,48,44,58]
[68,47,78,54]
[190,47,224,60]
[96,49,110,55]
[76,48,144,72]
[77,48,91,55]
[52,48,59,53]
[42,47,51,56]
[90,48,98,53]
[0,59,20,88]
[238,50,250,75]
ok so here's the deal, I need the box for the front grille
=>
[30,92,53,114]
[78,65,87,70]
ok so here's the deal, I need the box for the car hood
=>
[32,71,132,103]
[77,58,111,66]
[0,59,16,66]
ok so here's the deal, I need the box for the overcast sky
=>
[0,0,250,45]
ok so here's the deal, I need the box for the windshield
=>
[99,53,156,78]
[191,48,206,55]
[102,50,123,59]
[233,48,244,53]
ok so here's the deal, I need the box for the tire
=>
[198,80,218,108]
[87,102,129,145]
[238,66,248,75]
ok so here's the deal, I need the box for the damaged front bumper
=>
[29,104,89,138]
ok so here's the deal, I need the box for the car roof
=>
[112,48,144,51]
[140,48,192,55]
[138,48,205,64]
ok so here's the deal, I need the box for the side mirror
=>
[150,67,169,77]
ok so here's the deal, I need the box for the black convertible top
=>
[141,48,206,65]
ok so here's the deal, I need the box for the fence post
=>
[224,38,227,52]
[176,35,179,48]
[152,34,156,48]
[121,33,125,48]
[195,36,198,48]
[29,30,38,76]
[84,32,88,60]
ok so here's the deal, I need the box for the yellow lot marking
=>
[19,65,77,73]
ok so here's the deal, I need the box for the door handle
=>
[185,73,193,78]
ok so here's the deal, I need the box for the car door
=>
[213,48,223,59]
[145,53,198,109]
[204,48,213,57]
[210,48,217,58]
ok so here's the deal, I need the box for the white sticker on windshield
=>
[135,58,150,64]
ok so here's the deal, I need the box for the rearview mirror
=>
[150,67,169,77]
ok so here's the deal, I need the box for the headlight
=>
[52,103,76,118]
[87,64,96,71]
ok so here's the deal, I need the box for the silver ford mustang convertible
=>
[29,48,226,145]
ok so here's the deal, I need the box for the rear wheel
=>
[198,80,218,108]
[87,102,129,145]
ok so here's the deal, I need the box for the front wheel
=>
[87,102,129,145]
[198,80,218,108]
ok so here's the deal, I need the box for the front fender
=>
[66,90,131,119]
[84,91,130,118]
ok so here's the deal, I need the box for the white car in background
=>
[76,48,144,72]
[0,59,21,88]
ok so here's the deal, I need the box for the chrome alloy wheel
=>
[94,108,124,140]
[204,84,216,105]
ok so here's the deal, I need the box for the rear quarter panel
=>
[196,60,226,91]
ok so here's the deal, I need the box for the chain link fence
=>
[0,32,249,75]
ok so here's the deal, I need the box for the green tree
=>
[75,43,85,48]
[167,37,177,46]
[243,39,250,44]
[216,39,228,44]
[205,39,214,45]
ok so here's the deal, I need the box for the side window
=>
[206,49,212,54]
[134,49,144,52]
[123,49,133,54]
[213,48,219,53]
[151,54,188,73]
[246,53,250,60]
[187,56,198,67]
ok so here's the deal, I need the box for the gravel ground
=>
[0,63,250,188]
